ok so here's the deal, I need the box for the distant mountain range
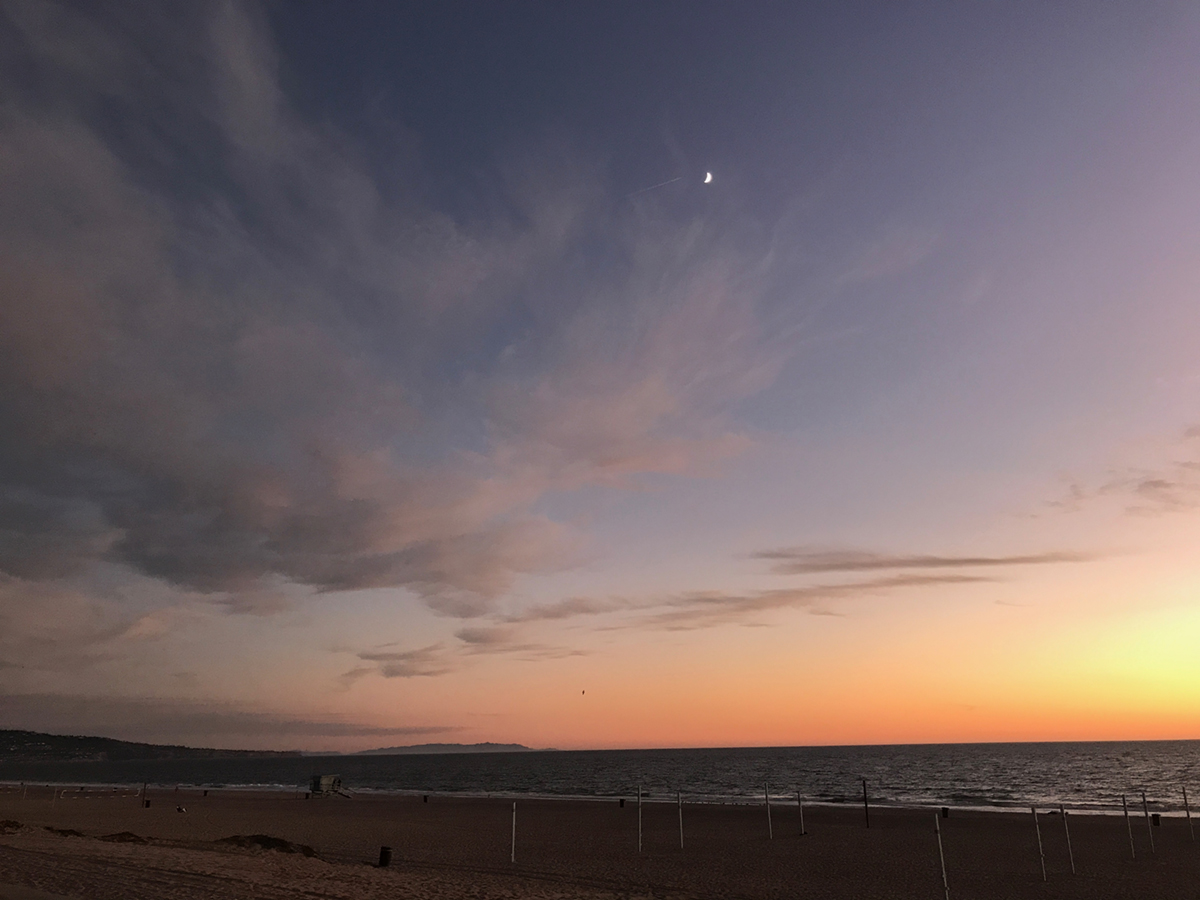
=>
[0,730,546,763]
[0,729,549,763]
[353,742,540,755]
[0,730,298,763]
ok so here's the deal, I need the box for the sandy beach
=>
[0,785,1197,899]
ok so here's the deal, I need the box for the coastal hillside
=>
[0,729,298,763]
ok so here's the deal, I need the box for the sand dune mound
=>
[216,834,317,857]
[98,832,147,843]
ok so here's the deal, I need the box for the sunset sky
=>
[2,1,1199,752]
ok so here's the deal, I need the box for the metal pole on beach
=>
[638,785,643,854]
[861,779,870,828]
[1122,794,1135,859]
[1031,807,1046,882]
[1184,785,1194,842]
[1141,792,1155,856]
[511,802,516,864]
[797,790,806,836]
[678,791,684,850]
[766,783,773,839]
[934,813,951,900]
[1060,805,1075,874]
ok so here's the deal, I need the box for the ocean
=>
[2,741,1198,813]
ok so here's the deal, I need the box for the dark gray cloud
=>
[0,1,780,624]
[0,692,456,746]
[0,488,121,580]
[753,548,1095,575]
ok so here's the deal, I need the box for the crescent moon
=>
[704,172,713,184]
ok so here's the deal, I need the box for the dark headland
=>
[352,742,539,755]
[0,730,298,763]
[0,730,543,764]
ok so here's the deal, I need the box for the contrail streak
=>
[626,176,682,198]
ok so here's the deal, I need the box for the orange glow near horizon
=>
[295,563,1198,753]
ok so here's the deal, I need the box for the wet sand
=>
[0,784,1196,899]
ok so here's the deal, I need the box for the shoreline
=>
[2,779,1194,817]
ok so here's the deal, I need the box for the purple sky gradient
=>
[2,1,1199,749]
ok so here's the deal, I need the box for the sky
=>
[1,1,1199,752]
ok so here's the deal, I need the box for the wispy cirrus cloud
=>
[496,571,995,636]
[752,548,1096,575]
[495,544,1097,634]
[501,596,632,624]
[1045,426,1200,516]
[336,538,1096,685]
[323,533,1106,688]
[615,572,996,631]
[1050,470,1200,516]
[346,625,588,683]
[356,644,454,679]
[454,626,587,661]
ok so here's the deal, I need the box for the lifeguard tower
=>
[309,774,343,796]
